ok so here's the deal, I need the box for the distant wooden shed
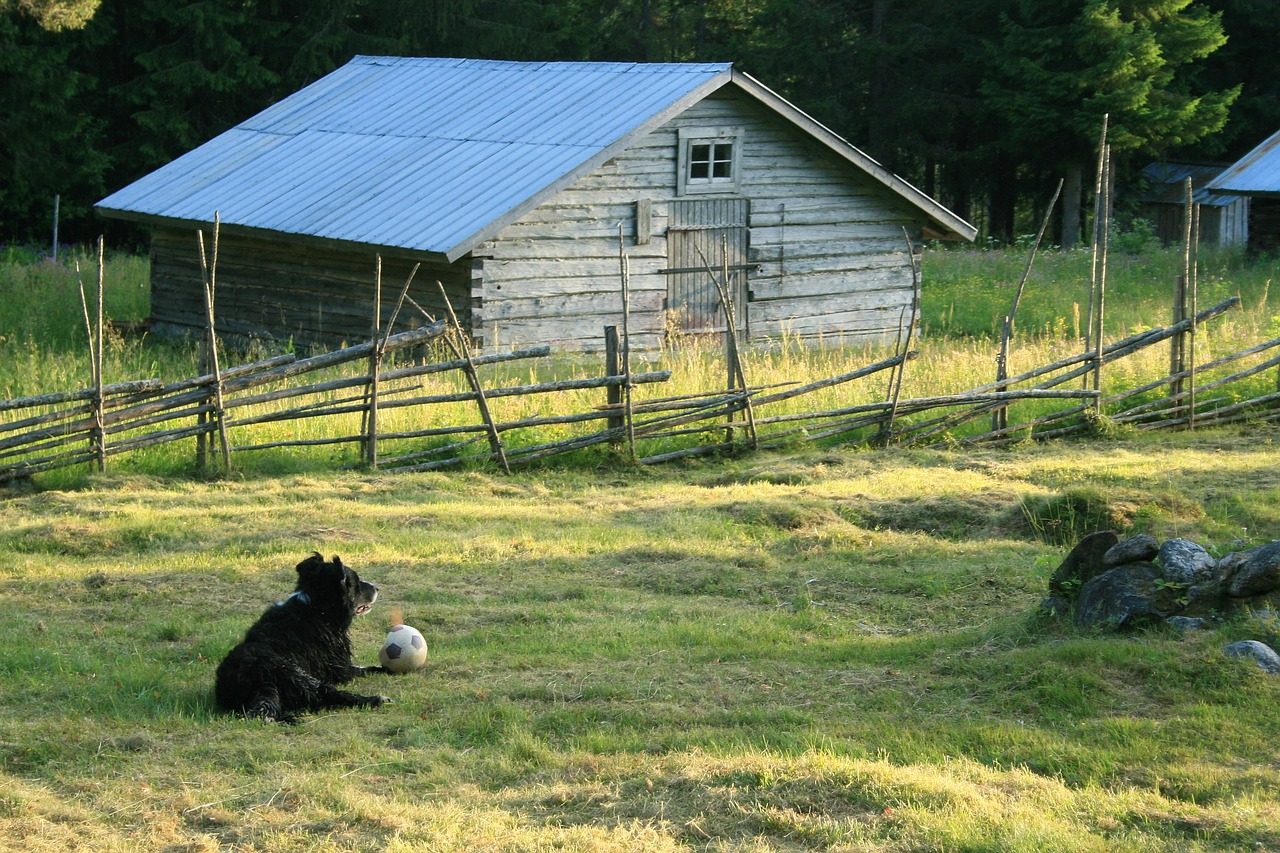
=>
[96,56,975,353]
[1136,162,1249,248]
[1206,128,1280,253]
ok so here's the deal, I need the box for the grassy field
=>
[2,430,1280,851]
[2,246,1280,851]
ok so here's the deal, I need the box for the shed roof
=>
[1205,128,1280,197]
[96,56,975,261]
[1137,162,1242,208]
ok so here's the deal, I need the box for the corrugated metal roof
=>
[97,56,975,258]
[1205,128,1280,196]
[1137,162,1242,208]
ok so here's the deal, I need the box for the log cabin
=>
[1207,128,1280,254]
[96,56,975,353]
[1137,161,1248,249]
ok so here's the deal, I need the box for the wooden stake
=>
[1189,200,1200,430]
[436,280,510,474]
[93,237,106,472]
[994,179,1063,431]
[366,255,383,467]
[883,227,921,444]
[1091,145,1111,420]
[197,219,232,474]
[618,226,636,460]
[604,326,623,440]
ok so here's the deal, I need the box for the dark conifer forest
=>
[2,0,1277,248]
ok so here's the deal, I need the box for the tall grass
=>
[922,243,1277,341]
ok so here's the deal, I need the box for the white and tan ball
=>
[379,624,427,673]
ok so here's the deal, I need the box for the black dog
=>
[215,553,391,723]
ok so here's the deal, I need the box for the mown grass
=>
[2,430,1280,851]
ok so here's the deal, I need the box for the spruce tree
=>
[980,0,1237,246]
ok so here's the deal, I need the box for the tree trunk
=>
[1061,164,1083,250]
[988,156,1016,244]
[867,0,891,158]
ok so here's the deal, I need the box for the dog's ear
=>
[295,552,325,577]
[332,555,344,569]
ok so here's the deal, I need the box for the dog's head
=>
[294,552,378,617]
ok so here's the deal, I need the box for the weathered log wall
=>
[472,90,923,354]
[150,227,470,350]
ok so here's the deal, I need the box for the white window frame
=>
[678,127,744,196]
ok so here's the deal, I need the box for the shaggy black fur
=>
[215,552,390,724]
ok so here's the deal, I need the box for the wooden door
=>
[666,199,749,334]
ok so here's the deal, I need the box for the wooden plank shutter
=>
[666,199,749,334]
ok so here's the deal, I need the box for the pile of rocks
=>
[1042,530,1280,673]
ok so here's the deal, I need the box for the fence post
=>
[1170,274,1187,412]
[92,237,105,472]
[1182,202,1192,427]
[196,218,232,475]
[604,326,623,442]
[365,256,382,468]
[618,227,637,460]
[437,281,510,474]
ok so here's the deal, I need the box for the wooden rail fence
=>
[4,199,1280,482]
[3,288,1278,484]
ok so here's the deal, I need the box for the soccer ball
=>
[379,624,427,673]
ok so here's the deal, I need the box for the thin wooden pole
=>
[436,280,510,474]
[1170,272,1186,406]
[366,255,383,467]
[722,239,736,444]
[699,237,757,449]
[883,227,920,444]
[1091,144,1111,420]
[994,179,1062,431]
[1084,115,1109,360]
[91,238,106,472]
[196,220,231,474]
[74,256,98,392]
[619,226,636,460]
[1182,197,1192,425]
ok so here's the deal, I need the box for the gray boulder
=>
[1213,550,1253,591]
[1104,534,1159,567]
[1227,542,1280,598]
[1074,563,1186,629]
[1224,640,1280,674]
[1049,530,1120,600]
[1157,538,1216,585]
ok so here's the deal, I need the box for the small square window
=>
[688,141,733,184]
[678,128,743,196]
